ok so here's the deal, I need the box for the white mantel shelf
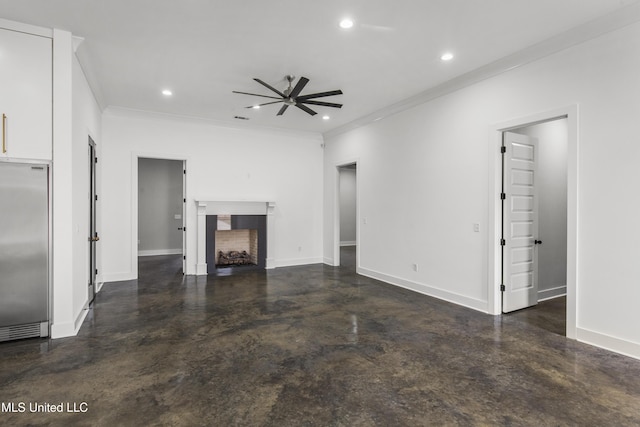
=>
[195,200,276,275]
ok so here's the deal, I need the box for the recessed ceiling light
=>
[162,89,172,96]
[339,18,354,29]
[322,115,330,120]
[440,52,454,61]
[252,105,260,109]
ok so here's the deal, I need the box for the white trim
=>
[324,3,640,139]
[488,105,578,340]
[275,257,324,268]
[340,241,356,247]
[577,328,640,361]
[334,159,360,268]
[138,249,182,257]
[51,306,89,339]
[359,267,488,313]
[102,272,136,283]
[0,18,53,38]
[538,286,567,301]
[132,154,189,279]
[104,106,322,141]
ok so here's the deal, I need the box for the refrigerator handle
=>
[2,113,6,154]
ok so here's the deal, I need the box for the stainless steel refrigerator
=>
[0,161,49,341]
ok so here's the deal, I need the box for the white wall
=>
[515,119,568,301]
[138,158,183,255]
[101,110,324,280]
[51,31,102,338]
[324,21,640,358]
[339,166,357,245]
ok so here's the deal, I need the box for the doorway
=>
[334,161,358,269]
[501,118,568,332]
[88,136,98,305]
[137,158,186,274]
[488,105,578,339]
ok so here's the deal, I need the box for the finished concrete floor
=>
[1,248,640,426]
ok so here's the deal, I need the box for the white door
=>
[502,132,540,313]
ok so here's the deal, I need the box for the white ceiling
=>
[0,0,638,134]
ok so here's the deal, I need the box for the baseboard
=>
[74,306,89,332]
[577,327,640,360]
[51,321,75,339]
[323,257,337,266]
[275,257,324,268]
[340,241,356,247]
[357,267,488,313]
[138,249,182,256]
[102,272,136,283]
[538,286,566,301]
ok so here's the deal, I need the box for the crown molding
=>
[103,106,324,141]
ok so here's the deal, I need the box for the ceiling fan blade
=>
[233,91,282,100]
[297,89,343,100]
[245,100,283,108]
[254,78,286,97]
[277,104,289,116]
[300,100,343,108]
[289,77,309,99]
[295,103,317,116]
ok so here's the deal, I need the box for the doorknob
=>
[534,239,542,245]
[178,227,183,230]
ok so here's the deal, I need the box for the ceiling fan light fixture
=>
[161,89,172,96]
[322,115,330,120]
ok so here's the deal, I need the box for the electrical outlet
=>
[473,223,480,232]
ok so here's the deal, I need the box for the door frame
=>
[88,136,97,304]
[131,152,188,277]
[333,159,360,268]
[487,105,578,339]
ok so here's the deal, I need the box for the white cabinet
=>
[0,27,52,161]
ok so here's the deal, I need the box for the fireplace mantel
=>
[196,200,275,275]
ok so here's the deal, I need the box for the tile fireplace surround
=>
[196,201,276,275]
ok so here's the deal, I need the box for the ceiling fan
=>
[233,75,343,116]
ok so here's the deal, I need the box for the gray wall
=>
[339,166,357,245]
[515,119,568,300]
[138,158,183,255]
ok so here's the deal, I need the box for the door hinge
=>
[95,157,98,164]
[500,192,506,200]
[500,284,506,292]
[183,226,186,231]
[500,239,506,246]
[95,268,98,275]
[183,170,186,175]
[183,198,186,203]
[95,194,98,201]
[183,256,186,260]
[500,146,506,154]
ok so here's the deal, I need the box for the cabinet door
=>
[0,28,52,161]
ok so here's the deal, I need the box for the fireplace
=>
[196,200,275,275]
[206,213,267,273]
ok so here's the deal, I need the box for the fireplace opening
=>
[206,214,267,274]
[214,228,258,267]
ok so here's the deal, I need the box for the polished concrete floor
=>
[1,248,640,426]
